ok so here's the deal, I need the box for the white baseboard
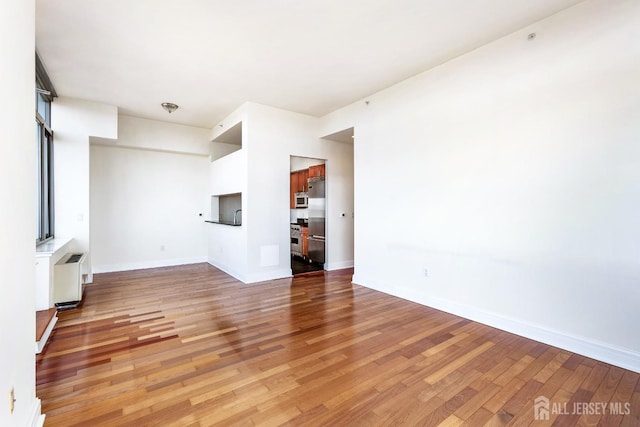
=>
[326,260,354,271]
[29,398,45,427]
[207,258,247,283]
[93,256,208,274]
[245,269,292,284]
[352,276,640,374]
[207,259,291,284]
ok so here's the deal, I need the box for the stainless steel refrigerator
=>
[307,176,325,264]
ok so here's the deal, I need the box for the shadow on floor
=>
[291,255,324,276]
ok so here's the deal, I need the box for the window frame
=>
[35,52,57,245]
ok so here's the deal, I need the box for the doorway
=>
[290,156,326,275]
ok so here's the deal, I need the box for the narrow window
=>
[35,52,56,244]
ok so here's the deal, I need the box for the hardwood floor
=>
[37,263,639,426]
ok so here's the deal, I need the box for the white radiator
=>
[53,252,87,305]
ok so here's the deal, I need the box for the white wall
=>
[90,116,210,273]
[53,97,118,282]
[207,103,354,283]
[0,1,43,425]
[290,156,324,171]
[322,0,640,372]
[322,147,355,270]
[244,103,354,281]
[115,115,209,155]
[208,110,249,280]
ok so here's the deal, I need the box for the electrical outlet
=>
[9,387,15,414]
[423,268,429,277]
[160,245,165,251]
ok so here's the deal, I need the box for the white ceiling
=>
[35,0,584,129]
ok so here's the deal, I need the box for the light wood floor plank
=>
[36,263,639,426]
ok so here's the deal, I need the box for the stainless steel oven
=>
[290,224,302,256]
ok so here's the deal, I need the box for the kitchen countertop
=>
[205,220,241,226]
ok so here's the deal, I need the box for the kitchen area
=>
[290,159,326,275]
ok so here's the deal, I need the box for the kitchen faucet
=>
[233,209,242,225]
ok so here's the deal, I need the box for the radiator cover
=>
[53,252,87,304]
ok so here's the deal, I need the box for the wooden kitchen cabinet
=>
[290,171,299,208]
[293,169,308,192]
[290,169,310,208]
[308,164,325,178]
[301,227,309,257]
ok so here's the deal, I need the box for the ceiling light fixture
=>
[161,102,179,113]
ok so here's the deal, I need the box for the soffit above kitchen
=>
[35,0,585,129]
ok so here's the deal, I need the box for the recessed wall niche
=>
[210,121,242,161]
[210,193,242,225]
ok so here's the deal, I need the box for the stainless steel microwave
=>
[294,192,308,208]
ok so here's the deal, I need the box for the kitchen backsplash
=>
[290,208,308,224]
